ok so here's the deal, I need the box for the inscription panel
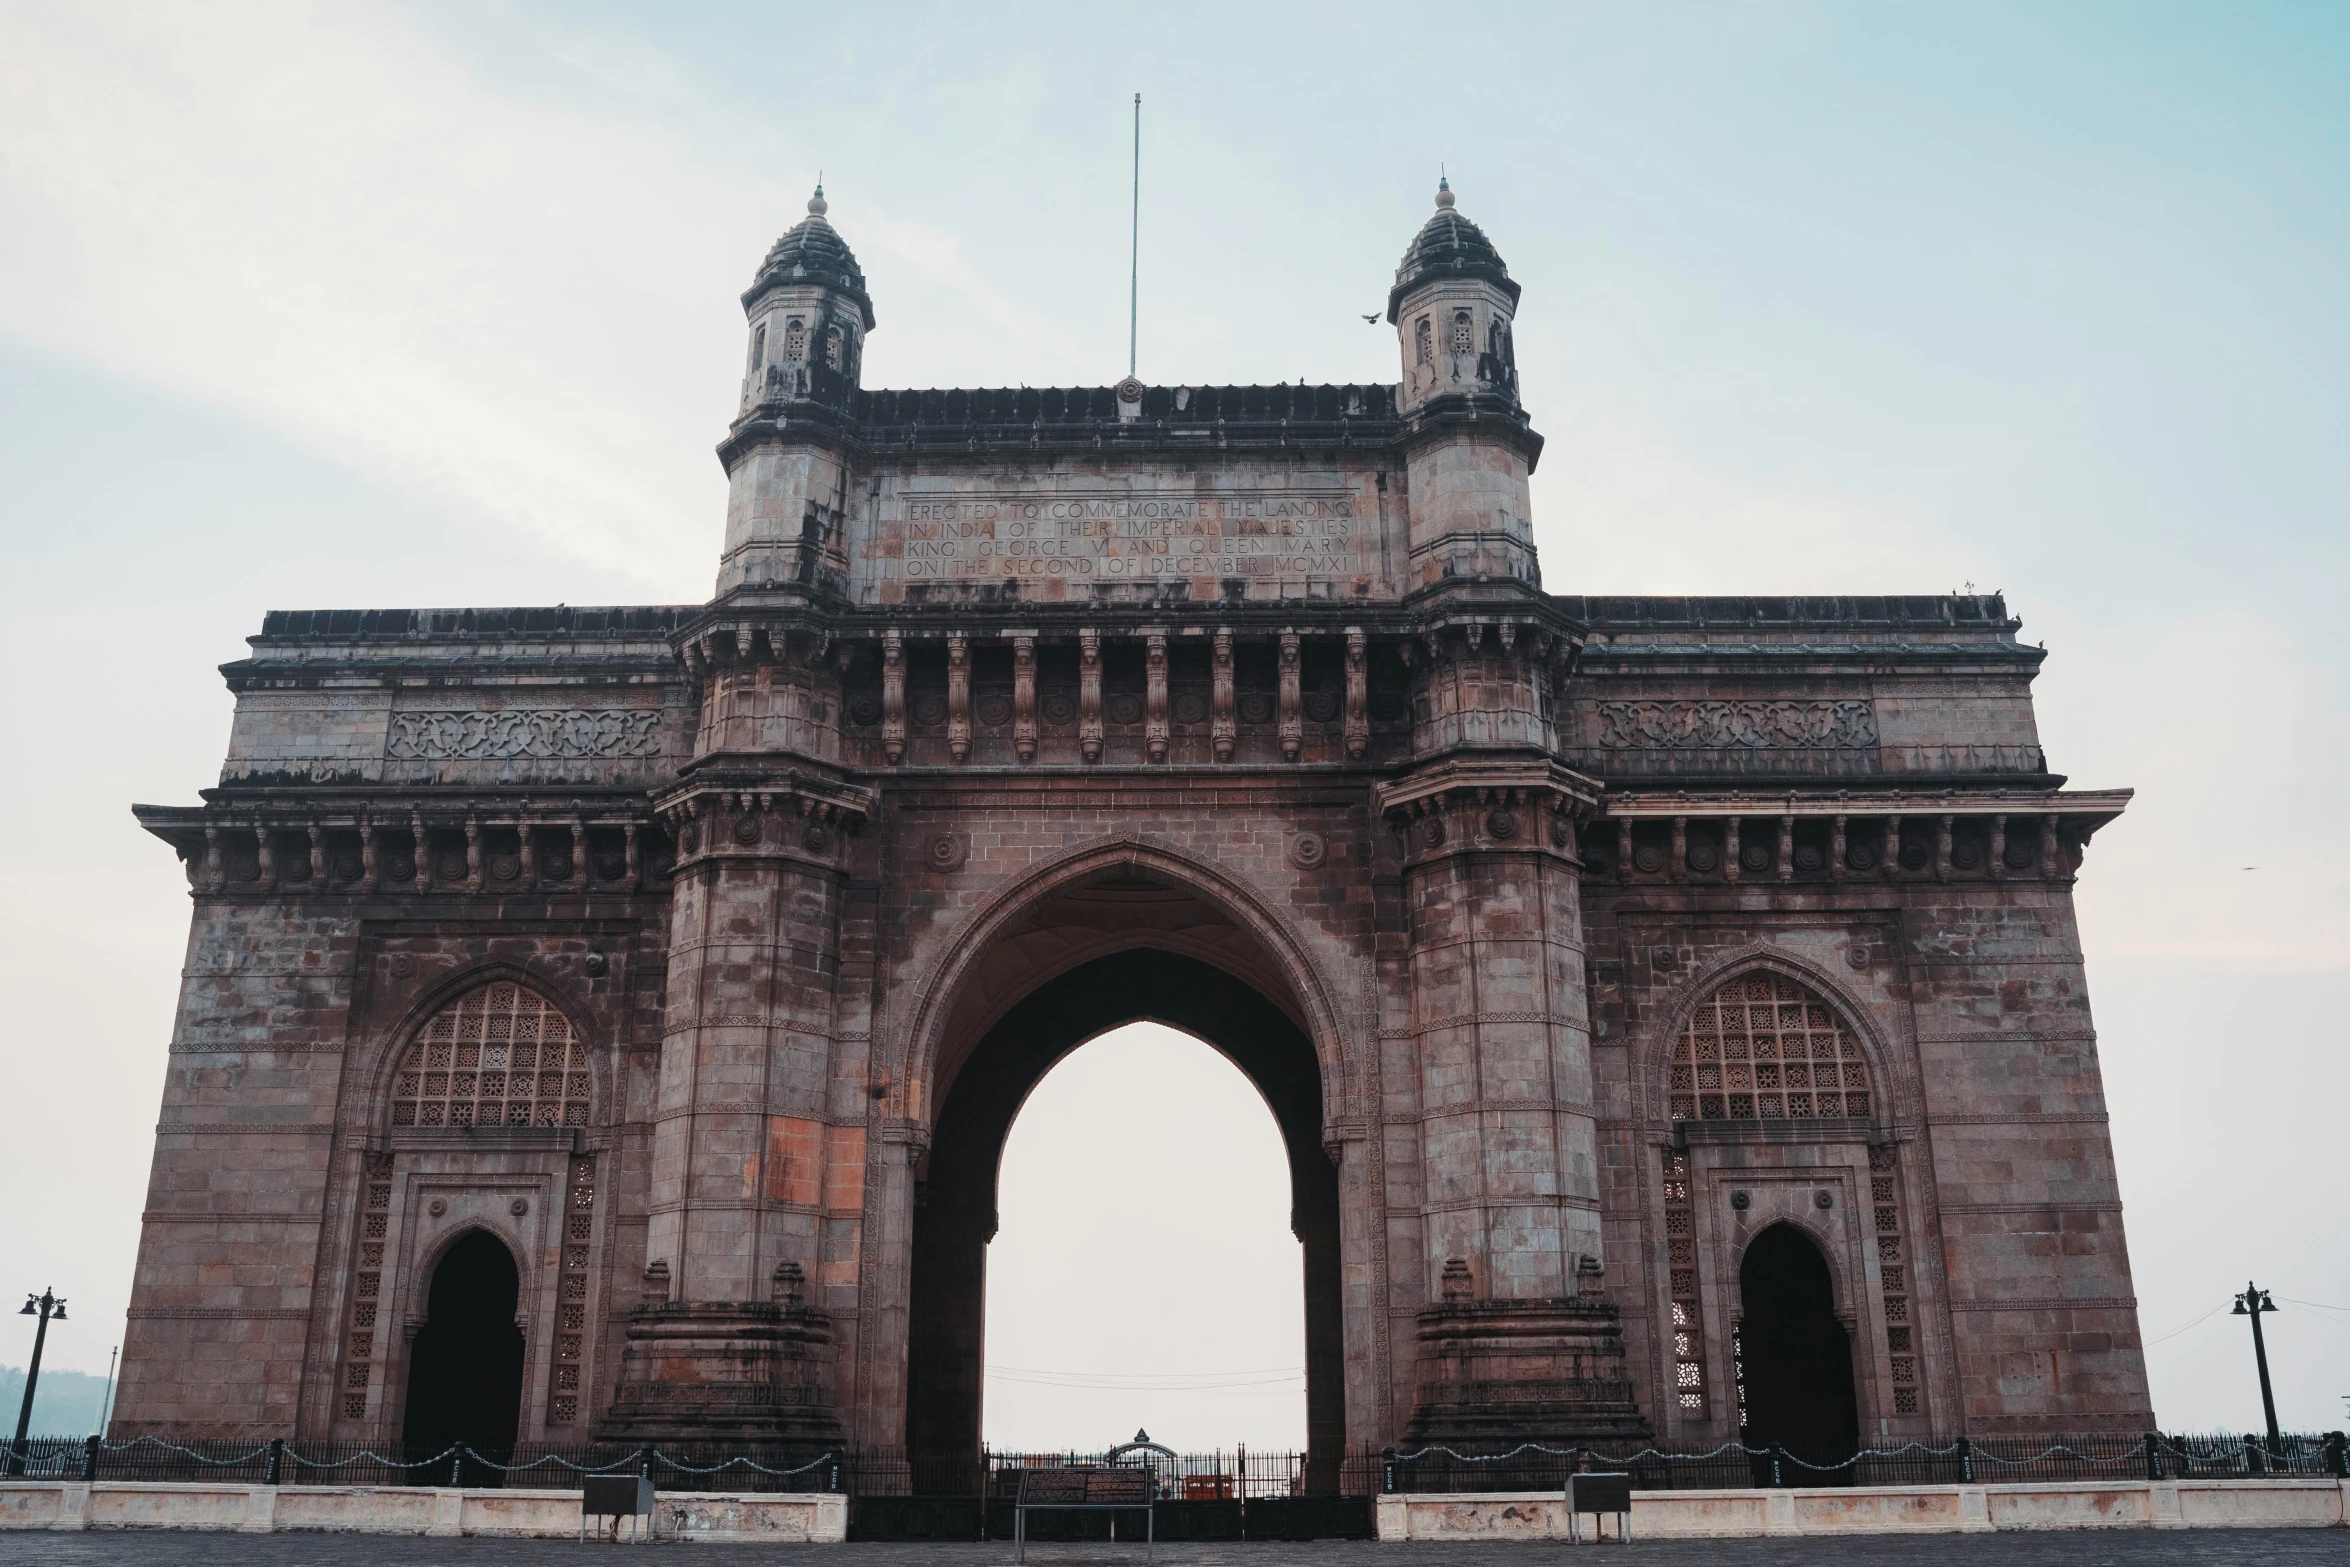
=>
[852,468,1392,602]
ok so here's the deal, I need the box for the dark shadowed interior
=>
[402,1228,526,1470]
[1737,1223,1861,1481]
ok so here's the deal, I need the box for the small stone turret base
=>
[1404,1296,1652,1448]
[598,1300,844,1446]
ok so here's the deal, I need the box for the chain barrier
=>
[94,1436,274,1466]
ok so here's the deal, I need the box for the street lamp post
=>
[9,1289,67,1478]
[2231,1281,2281,1451]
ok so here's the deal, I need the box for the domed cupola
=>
[737,186,875,412]
[1387,178,1521,416]
[1386,178,1519,323]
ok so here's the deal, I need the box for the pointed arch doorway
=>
[1736,1224,1859,1480]
[906,901,1345,1489]
[402,1229,526,1477]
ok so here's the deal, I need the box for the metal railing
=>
[8,1429,2342,1494]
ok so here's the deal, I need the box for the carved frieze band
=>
[1946,1296,2137,1313]
[388,709,665,760]
[1595,700,1877,751]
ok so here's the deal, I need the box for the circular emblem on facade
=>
[926,833,968,872]
[1741,841,1774,874]
[543,852,573,882]
[1419,817,1447,850]
[595,853,627,882]
[648,849,677,877]
[1042,692,1078,726]
[428,1198,447,1218]
[1950,838,1982,870]
[223,849,259,883]
[802,824,831,853]
[389,954,417,980]
[1107,693,1144,725]
[1847,840,1880,872]
[511,1198,530,1217]
[1848,943,1873,968]
[2005,837,2039,870]
[1114,375,1146,403]
[1550,814,1574,850]
[912,693,948,726]
[1302,690,1340,723]
[1486,809,1519,841]
[1730,1190,1750,1211]
[679,825,701,854]
[385,854,417,883]
[1815,1190,1835,1209]
[1633,842,1665,875]
[333,853,362,883]
[1898,838,1930,871]
[438,854,469,882]
[848,694,883,727]
[280,854,311,883]
[1685,838,1718,873]
[1368,690,1406,723]
[1237,693,1275,725]
[977,694,1014,726]
[1291,832,1327,870]
[583,952,609,978]
[1793,843,1825,874]
[732,815,763,846]
[489,854,520,882]
[1652,946,1678,970]
[1172,693,1209,725]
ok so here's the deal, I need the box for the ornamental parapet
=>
[1584,787,2129,884]
[131,797,676,896]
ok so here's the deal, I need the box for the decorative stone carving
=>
[1291,832,1327,869]
[1593,701,1877,751]
[388,709,664,760]
[926,833,968,872]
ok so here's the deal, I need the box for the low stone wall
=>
[1374,1480,2350,1540]
[0,1481,847,1542]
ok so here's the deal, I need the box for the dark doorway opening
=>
[1737,1224,1860,1483]
[906,946,1342,1491]
[402,1228,526,1482]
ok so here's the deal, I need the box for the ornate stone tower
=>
[717,186,873,599]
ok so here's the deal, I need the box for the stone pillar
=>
[946,633,970,764]
[1012,633,1037,763]
[1278,630,1303,762]
[1344,629,1370,760]
[1392,782,1646,1448]
[608,781,864,1445]
[1079,629,1103,764]
[1145,629,1169,764]
[1212,629,1236,763]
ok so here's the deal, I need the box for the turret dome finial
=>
[1435,171,1453,210]
[808,181,827,218]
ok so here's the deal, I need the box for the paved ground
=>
[0,1536,2341,1565]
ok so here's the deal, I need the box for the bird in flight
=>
[1362,313,1380,324]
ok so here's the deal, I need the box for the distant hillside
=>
[0,1365,113,1437]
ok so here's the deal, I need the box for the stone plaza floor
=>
[0,1536,2342,1565]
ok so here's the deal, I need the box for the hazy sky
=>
[2,1,2345,1444]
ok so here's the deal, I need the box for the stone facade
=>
[117,179,2154,1467]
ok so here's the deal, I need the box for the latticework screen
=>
[391,983,591,1128]
[1669,971,1872,1121]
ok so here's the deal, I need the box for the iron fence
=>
[1382,1430,2350,1492]
[7,1429,2342,1496]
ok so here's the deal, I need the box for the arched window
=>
[1414,316,1431,365]
[784,317,808,360]
[824,324,842,367]
[392,982,591,1128]
[1452,309,1473,354]
[750,321,767,369]
[1668,972,1871,1122]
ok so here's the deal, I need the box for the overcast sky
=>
[1,1,2345,1445]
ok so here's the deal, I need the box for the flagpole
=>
[1129,92,1141,378]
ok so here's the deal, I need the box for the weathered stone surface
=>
[113,183,2152,1464]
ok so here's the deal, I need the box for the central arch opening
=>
[402,1229,525,1474]
[908,922,1343,1488]
[984,1022,1305,1450]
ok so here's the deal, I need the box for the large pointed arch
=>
[893,835,1361,1131]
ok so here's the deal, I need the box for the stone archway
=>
[402,1229,526,1475]
[902,869,1345,1490]
[1736,1223,1860,1479]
